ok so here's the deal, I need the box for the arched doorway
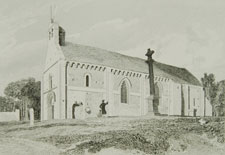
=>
[72,102,83,119]
[47,92,56,120]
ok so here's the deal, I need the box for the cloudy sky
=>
[0,0,225,95]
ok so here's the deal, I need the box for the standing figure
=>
[72,101,83,119]
[99,100,108,115]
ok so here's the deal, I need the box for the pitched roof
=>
[61,42,201,86]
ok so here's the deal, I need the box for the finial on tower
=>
[50,6,53,23]
[50,5,57,23]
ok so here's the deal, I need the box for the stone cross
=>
[145,48,159,115]
[145,48,155,95]
[29,108,34,126]
[145,48,155,60]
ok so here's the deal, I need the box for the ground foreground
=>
[0,116,224,155]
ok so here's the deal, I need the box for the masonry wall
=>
[171,83,182,116]
[67,65,105,118]
[42,62,61,120]
[66,65,150,118]
[42,37,65,120]
[0,110,20,122]
[155,80,170,115]
[170,83,209,117]
[185,85,203,116]
[112,74,142,116]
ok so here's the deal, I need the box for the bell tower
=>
[48,6,66,46]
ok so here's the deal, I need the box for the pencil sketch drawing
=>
[0,0,224,155]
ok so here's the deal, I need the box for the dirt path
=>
[0,137,60,155]
[0,117,224,155]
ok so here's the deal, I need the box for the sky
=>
[0,0,225,95]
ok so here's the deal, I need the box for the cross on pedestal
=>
[145,48,159,116]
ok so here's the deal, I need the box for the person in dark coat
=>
[99,100,108,115]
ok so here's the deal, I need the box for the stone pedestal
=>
[146,95,160,116]
[146,95,155,116]
[153,97,160,116]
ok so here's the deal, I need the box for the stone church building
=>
[41,21,212,120]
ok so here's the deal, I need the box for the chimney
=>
[59,26,65,46]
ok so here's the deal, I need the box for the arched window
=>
[121,81,128,103]
[85,75,90,87]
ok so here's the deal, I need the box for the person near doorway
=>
[72,101,83,119]
[99,100,108,115]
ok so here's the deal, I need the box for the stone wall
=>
[67,66,105,118]
[42,60,62,120]
[0,110,20,122]
[68,66,105,89]
[113,74,141,93]
[67,89,104,118]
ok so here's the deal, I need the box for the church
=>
[41,20,212,120]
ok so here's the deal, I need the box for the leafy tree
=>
[215,80,225,116]
[21,79,41,119]
[0,96,7,112]
[201,73,219,116]
[4,77,41,120]
[4,79,30,100]
[0,96,15,112]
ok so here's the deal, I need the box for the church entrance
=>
[72,102,83,119]
[193,109,197,117]
[71,92,85,119]
[47,92,56,120]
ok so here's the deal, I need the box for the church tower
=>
[48,6,66,46]
[41,7,67,120]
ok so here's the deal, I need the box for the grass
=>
[1,116,224,155]
[36,117,225,154]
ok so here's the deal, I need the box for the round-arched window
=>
[121,81,128,103]
[85,75,90,87]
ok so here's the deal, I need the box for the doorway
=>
[193,109,197,117]
[47,92,56,120]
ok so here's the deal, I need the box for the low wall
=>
[0,109,20,122]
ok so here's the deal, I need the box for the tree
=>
[0,96,7,112]
[4,79,30,100]
[4,77,41,120]
[0,96,15,112]
[21,79,41,120]
[201,73,218,116]
[215,80,225,116]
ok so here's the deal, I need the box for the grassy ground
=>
[0,116,224,155]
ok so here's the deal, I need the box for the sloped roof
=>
[61,42,201,86]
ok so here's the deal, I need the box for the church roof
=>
[61,42,201,86]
